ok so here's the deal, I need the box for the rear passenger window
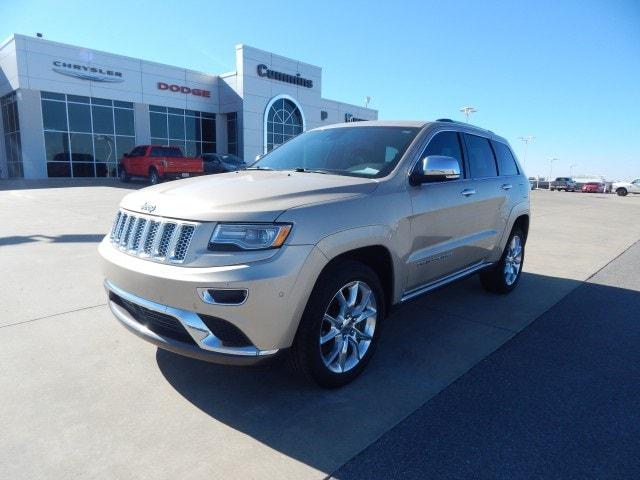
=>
[492,141,519,176]
[150,147,163,157]
[465,134,497,178]
[422,131,464,177]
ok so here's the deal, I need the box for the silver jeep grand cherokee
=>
[100,120,530,388]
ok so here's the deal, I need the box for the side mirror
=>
[123,153,130,158]
[409,155,461,186]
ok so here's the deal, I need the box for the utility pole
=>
[570,163,576,177]
[459,106,477,123]
[518,135,535,171]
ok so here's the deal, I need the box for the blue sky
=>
[3,0,639,179]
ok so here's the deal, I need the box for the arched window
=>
[264,96,304,153]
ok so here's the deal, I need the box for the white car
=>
[613,179,640,196]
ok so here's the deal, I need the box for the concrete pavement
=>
[0,182,638,479]
[333,240,640,479]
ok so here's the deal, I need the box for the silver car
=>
[100,120,530,388]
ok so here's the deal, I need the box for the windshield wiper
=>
[293,167,329,174]
[246,166,273,171]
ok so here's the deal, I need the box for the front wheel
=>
[617,188,628,197]
[290,260,385,388]
[480,228,525,294]
[149,168,161,185]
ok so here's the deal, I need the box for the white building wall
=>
[0,34,379,178]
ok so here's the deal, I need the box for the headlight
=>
[208,223,292,251]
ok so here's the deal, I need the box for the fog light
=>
[197,288,248,305]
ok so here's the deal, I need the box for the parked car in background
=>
[202,153,246,174]
[612,179,640,196]
[582,182,604,193]
[101,120,530,388]
[119,145,203,185]
[550,177,577,191]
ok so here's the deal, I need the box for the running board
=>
[401,261,492,303]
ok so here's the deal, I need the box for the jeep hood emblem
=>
[141,202,156,213]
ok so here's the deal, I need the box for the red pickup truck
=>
[119,145,203,184]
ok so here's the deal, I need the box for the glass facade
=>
[1,92,23,178]
[149,105,215,156]
[41,92,136,177]
[227,112,238,155]
[266,98,303,152]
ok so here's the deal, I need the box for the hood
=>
[120,170,378,222]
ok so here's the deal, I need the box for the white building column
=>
[134,103,150,145]
[17,89,47,179]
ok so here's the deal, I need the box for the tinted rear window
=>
[465,134,497,178]
[491,141,519,176]
[151,146,184,157]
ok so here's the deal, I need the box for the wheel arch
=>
[315,226,404,308]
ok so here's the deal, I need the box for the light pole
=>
[518,135,535,170]
[459,106,477,123]
[570,163,576,177]
[364,96,371,108]
[548,157,558,189]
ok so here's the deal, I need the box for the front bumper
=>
[99,239,327,352]
[105,281,278,365]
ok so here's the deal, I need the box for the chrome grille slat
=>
[119,215,134,248]
[108,210,197,264]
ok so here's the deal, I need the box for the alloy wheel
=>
[319,280,377,374]
[504,235,523,285]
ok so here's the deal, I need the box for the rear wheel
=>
[149,168,160,185]
[480,227,525,294]
[617,188,628,197]
[119,166,130,183]
[290,260,385,388]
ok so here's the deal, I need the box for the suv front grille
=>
[109,210,198,264]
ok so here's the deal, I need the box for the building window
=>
[149,106,215,156]
[227,112,237,155]
[41,92,136,178]
[265,96,304,153]
[2,92,23,178]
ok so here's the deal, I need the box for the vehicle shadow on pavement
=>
[0,179,145,191]
[0,233,105,246]
[155,270,602,475]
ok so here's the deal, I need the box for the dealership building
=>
[0,34,377,179]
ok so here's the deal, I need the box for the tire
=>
[617,188,628,197]
[480,227,525,294]
[119,166,130,183]
[289,260,385,388]
[149,168,161,185]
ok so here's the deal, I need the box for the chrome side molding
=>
[401,261,491,302]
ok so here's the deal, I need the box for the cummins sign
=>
[257,64,313,88]
[51,61,124,83]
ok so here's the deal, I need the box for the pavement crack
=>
[0,303,107,329]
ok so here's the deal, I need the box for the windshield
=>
[253,126,420,178]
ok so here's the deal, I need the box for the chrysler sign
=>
[52,61,124,83]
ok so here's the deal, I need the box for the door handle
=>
[461,189,476,197]
[501,184,513,190]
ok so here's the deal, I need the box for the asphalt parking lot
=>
[1,181,639,479]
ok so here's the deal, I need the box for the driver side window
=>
[421,131,465,177]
